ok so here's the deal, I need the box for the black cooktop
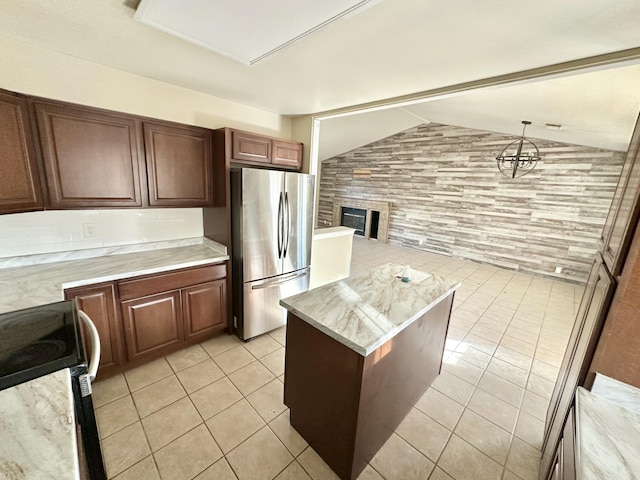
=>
[0,300,84,391]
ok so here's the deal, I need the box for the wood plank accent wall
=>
[318,123,625,283]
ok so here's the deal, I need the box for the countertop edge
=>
[281,282,460,356]
[60,254,229,290]
[313,227,356,240]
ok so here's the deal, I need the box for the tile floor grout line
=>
[98,240,577,480]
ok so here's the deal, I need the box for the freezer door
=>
[242,268,310,340]
[241,168,285,282]
[282,173,315,275]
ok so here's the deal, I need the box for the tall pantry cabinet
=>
[540,110,640,479]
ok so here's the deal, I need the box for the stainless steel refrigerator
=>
[231,167,315,340]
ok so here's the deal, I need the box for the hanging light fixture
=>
[496,121,541,178]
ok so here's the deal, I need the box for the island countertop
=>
[280,262,460,356]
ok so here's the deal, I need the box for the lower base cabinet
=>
[65,282,125,377]
[182,279,226,341]
[65,263,228,377]
[122,290,184,363]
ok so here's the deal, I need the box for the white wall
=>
[0,33,294,257]
[0,209,203,258]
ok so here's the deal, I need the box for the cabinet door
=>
[562,407,576,480]
[143,122,214,207]
[0,91,44,214]
[65,282,124,377]
[600,112,640,275]
[540,254,615,479]
[272,140,302,169]
[231,130,271,164]
[35,102,145,208]
[182,279,227,341]
[121,290,183,362]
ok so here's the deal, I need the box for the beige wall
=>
[291,115,313,174]
[0,34,296,257]
[0,33,290,137]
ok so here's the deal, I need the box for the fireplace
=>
[333,197,391,243]
[341,207,367,236]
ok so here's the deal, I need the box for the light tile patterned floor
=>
[93,237,583,480]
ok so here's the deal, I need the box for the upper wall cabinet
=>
[232,130,271,164]
[273,139,303,168]
[230,129,302,170]
[0,91,44,214]
[143,122,214,207]
[35,101,146,209]
[600,112,640,275]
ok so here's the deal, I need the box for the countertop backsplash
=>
[0,208,204,258]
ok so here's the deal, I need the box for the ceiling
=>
[2,0,640,153]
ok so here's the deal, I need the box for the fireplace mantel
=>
[333,197,391,243]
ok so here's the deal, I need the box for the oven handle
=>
[78,310,101,383]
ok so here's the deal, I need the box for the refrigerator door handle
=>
[283,192,290,258]
[251,268,310,290]
[277,192,284,258]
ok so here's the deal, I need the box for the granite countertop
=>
[0,238,228,314]
[576,380,640,479]
[0,369,79,479]
[280,262,460,356]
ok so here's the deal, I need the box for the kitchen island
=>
[280,262,460,480]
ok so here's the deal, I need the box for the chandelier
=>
[496,121,541,178]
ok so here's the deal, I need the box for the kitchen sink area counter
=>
[280,262,460,356]
[280,262,460,480]
[0,237,228,314]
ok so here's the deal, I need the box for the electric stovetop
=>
[0,300,84,391]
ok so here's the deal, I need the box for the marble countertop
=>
[0,369,79,479]
[280,262,460,356]
[0,238,228,314]
[576,383,640,479]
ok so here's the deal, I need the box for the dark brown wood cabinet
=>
[182,279,226,341]
[231,130,271,164]
[118,263,228,364]
[1,95,223,213]
[272,139,303,168]
[65,282,125,377]
[63,263,228,377]
[143,122,214,207]
[121,290,184,363]
[229,128,302,170]
[0,91,44,214]
[35,101,146,209]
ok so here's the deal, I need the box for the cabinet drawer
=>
[119,263,227,301]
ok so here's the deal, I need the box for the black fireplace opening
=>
[341,207,367,236]
[370,211,380,239]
